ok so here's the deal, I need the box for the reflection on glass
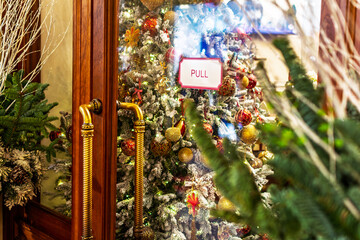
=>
[39,0,73,217]
[117,0,316,239]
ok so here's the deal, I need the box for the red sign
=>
[178,58,223,90]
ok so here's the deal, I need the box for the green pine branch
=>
[0,70,59,161]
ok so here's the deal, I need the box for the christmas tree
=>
[185,38,360,240]
[117,1,273,239]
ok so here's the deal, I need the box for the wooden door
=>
[3,0,118,239]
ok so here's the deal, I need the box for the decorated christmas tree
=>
[117,0,274,239]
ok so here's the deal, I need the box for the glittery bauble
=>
[237,225,251,237]
[203,122,213,135]
[164,11,176,25]
[121,138,136,156]
[241,75,249,89]
[165,47,176,64]
[175,117,186,136]
[249,158,263,169]
[258,151,274,163]
[235,109,252,126]
[219,76,236,96]
[142,15,158,37]
[246,74,257,89]
[217,197,236,211]
[241,125,258,144]
[10,166,29,185]
[140,0,164,11]
[150,139,171,156]
[178,147,193,163]
[142,227,155,240]
[165,127,181,142]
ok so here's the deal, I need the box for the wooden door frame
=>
[72,0,118,239]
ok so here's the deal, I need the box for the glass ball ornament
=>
[178,147,194,163]
[165,127,181,142]
[235,109,252,126]
[241,125,258,144]
[121,138,136,156]
[142,14,158,37]
[164,11,176,25]
[246,74,257,89]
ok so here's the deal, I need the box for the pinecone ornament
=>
[219,76,236,96]
[10,166,29,185]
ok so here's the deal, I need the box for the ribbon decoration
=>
[133,77,143,102]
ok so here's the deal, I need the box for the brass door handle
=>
[116,101,154,240]
[79,99,102,240]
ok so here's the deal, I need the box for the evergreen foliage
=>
[0,70,58,161]
[185,38,360,240]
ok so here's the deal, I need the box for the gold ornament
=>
[118,83,128,102]
[241,125,258,144]
[217,197,236,211]
[155,76,171,94]
[124,26,140,48]
[241,75,249,89]
[164,11,176,25]
[140,0,164,11]
[165,127,181,142]
[252,139,267,152]
[178,147,193,163]
[258,150,274,163]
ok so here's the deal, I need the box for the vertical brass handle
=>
[116,101,154,240]
[79,99,102,240]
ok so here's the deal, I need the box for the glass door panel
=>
[39,0,73,217]
[117,0,321,239]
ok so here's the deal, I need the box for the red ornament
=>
[203,122,213,135]
[142,14,158,37]
[246,74,257,89]
[235,109,252,126]
[121,138,136,156]
[150,138,171,156]
[165,47,176,64]
[219,76,236,96]
[175,117,186,136]
[216,138,224,153]
[49,130,61,141]
[237,225,251,237]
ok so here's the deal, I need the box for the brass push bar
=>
[116,101,154,240]
[79,99,102,240]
